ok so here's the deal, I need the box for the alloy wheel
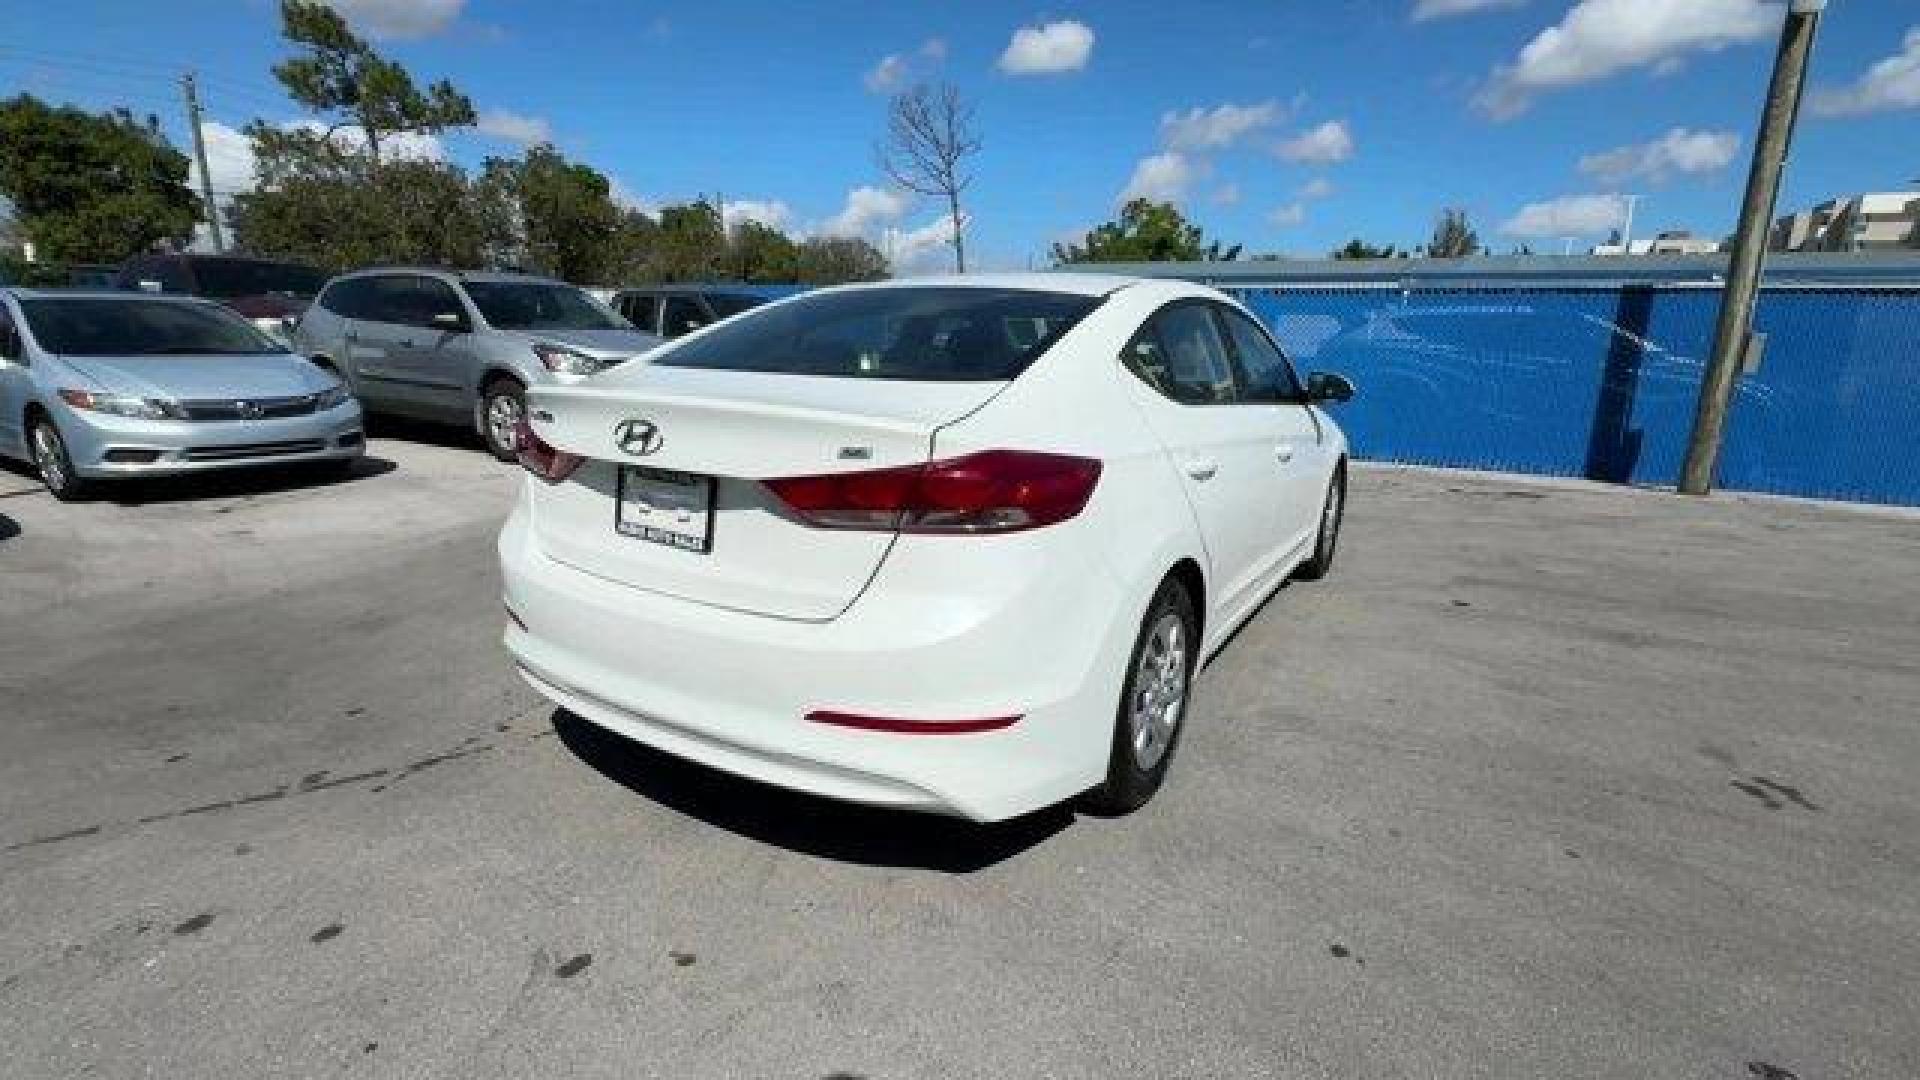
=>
[1128,612,1188,771]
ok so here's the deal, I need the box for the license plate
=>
[616,466,715,553]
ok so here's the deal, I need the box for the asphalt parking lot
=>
[2,432,1917,1079]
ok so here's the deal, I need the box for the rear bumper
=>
[498,486,1140,821]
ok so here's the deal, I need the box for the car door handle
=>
[1184,459,1219,481]
[1275,444,1297,463]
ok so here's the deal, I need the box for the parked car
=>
[0,289,363,501]
[294,268,664,460]
[500,274,1355,821]
[609,286,774,340]
[114,254,328,344]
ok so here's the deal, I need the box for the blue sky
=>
[4,0,1917,270]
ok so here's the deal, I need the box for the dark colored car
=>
[114,254,329,342]
[608,286,782,340]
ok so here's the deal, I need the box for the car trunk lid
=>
[524,366,1006,621]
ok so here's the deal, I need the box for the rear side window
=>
[1124,303,1239,405]
[656,287,1102,382]
[661,295,707,338]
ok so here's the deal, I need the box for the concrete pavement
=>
[2,438,1916,1079]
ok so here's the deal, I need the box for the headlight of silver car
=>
[313,384,351,411]
[57,388,188,421]
[532,342,608,376]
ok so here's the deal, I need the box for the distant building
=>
[1591,230,1720,257]
[1772,193,1920,253]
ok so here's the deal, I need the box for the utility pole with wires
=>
[1679,0,1826,497]
[181,71,224,253]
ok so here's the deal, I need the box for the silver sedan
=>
[0,290,364,501]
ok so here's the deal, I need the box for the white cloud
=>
[1412,0,1526,21]
[477,109,553,147]
[188,121,258,196]
[1298,177,1335,199]
[321,0,464,40]
[609,179,651,215]
[721,199,793,232]
[998,20,1095,75]
[1275,120,1355,165]
[1476,0,1776,119]
[1812,26,1920,116]
[884,213,967,274]
[1119,152,1206,204]
[865,54,910,93]
[1500,193,1629,238]
[292,122,445,162]
[865,38,949,93]
[1578,127,1741,183]
[1267,202,1308,228]
[1160,100,1283,151]
[820,185,910,236]
[1209,183,1242,207]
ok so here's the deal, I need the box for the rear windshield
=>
[656,287,1102,381]
[191,258,326,299]
[464,280,626,331]
[21,297,283,356]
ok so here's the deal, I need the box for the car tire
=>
[478,377,526,463]
[30,417,92,503]
[1088,575,1198,815]
[1294,462,1346,582]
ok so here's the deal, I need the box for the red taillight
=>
[513,418,584,484]
[807,711,1021,734]
[764,450,1101,534]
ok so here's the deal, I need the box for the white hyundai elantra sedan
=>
[499,274,1352,821]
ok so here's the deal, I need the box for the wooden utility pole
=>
[181,72,225,253]
[1679,0,1825,496]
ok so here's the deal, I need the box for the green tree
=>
[479,146,622,282]
[647,201,726,282]
[230,158,501,269]
[1052,199,1241,264]
[1330,238,1400,260]
[270,0,475,170]
[795,235,889,285]
[726,220,800,283]
[0,95,199,262]
[1427,207,1480,259]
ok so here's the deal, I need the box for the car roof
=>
[3,287,215,303]
[335,267,567,286]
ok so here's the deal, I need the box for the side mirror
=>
[430,310,468,333]
[1306,371,1355,404]
[0,324,20,362]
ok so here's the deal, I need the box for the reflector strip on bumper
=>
[806,711,1021,734]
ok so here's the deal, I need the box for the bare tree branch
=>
[876,81,980,272]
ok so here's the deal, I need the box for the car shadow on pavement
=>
[0,512,17,542]
[552,709,1073,872]
[365,413,489,453]
[101,456,397,506]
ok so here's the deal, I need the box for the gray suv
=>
[293,269,662,459]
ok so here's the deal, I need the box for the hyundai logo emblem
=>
[614,418,664,457]
[235,399,264,420]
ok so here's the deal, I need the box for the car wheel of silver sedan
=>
[31,418,92,503]
[479,377,527,463]
[1089,574,1197,815]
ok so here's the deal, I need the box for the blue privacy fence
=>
[1221,283,1920,507]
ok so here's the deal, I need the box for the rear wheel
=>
[1089,575,1197,815]
[1295,463,1346,581]
[30,417,92,502]
[478,377,526,463]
